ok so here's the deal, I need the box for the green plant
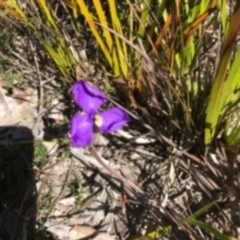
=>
[0,18,24,88]
[0,18,12,50]
[38,184,55,216]
[68,176,85,209]
[205,2,240,147]
[35,224,54,240]
[1,71,25,88]
[0,0,76,80]
[75,186,85,209]
[135,201,229,240]
[34,141,48,168]
[39,198,54,216]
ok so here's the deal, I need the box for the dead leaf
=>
[47,224,71,239]
[93,232,115,240]
[69,225,95,240]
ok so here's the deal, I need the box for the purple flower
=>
[70,80,130,147]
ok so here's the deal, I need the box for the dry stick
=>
[88,145,196,240]
[88,145,144,195]
[31,41,44,134]
[164,209,196,240]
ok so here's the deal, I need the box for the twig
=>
[88,145,144,194]
[30,41,43,135]
[88,145,197,240]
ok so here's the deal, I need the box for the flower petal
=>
[70,113,94,147]
[97,107,130,133]
[72,80,106,114]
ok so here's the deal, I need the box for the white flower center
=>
[94,114,103,127]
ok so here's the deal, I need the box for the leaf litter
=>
[1,74,240,239]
